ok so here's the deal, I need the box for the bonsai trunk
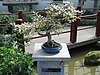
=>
[44,30,60,48]
[46,30,52,43]
[40,25,61,48]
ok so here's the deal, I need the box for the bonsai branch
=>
[38,25,52,43]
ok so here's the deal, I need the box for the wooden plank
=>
[3,0,37,3]
[3,1,38,6]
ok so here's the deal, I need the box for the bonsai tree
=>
[14,2,79,53]
[32,2,79,49]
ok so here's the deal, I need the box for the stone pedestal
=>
[32,43,70,75]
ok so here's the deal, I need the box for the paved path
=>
[25,26,97,54]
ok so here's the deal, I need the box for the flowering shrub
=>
[14,22,35,36]
[13,22,36,49]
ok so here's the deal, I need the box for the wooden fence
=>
[16,9,100,42]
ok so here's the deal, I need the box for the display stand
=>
[32,43,70,75]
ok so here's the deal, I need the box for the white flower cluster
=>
[45,2,79,23]
[14,22,35,36]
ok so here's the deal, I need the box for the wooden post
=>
[15,10,24,24]
[76,6,81,11]
[95,11,100,37]
[70,18,80,43]
[76,6,81,16]
[18,10,24,21]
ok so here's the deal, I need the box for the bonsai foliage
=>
[0,47,35,75]
[33,2,78,32]
[32,2,79,47]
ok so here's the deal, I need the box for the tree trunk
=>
[46,30,52,43]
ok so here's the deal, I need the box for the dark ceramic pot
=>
[41,43,62,53]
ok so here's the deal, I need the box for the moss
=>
[84,51,100,66]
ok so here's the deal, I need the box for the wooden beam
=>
[3,2,38,6]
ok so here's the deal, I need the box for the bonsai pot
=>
[41,41,62,53]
